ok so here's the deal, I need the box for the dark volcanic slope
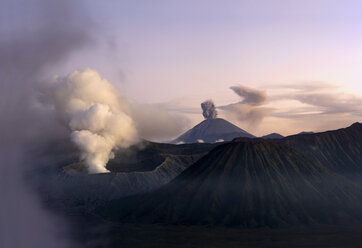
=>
[261,133,284,139]
[107,141,218,172]
[172,118,254,144]
[65,140,218,173]
[49,141,219,205]
[283,123,362,178]
[100,139,362,227]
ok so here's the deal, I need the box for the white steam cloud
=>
[43,68,188,173]
[43,69,138,173]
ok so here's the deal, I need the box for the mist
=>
[0,0,190,245]
[0,0,97,247]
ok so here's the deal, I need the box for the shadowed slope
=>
[261,133,284,139]
[43,141,219,207]
[64,140,217,173]
[100,139,362,227]
[283,123,362,178]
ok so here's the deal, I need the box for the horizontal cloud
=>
[271,83,362,118]
[147,82,361,136]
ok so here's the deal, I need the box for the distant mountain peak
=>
[171,118,254,144]
[351,122,362,128]
[261,133,284,139]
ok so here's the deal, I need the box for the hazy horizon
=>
[2,1,362,247]
[3,0,362,138]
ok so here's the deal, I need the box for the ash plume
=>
[201,100,218,119]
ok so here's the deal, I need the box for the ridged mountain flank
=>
[283,123,362,178]
[99,138,362,227]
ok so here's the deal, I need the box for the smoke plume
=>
[43,68,189,173]
[42,69,139,173]
[201,100,218,119]
[220,85,272,126]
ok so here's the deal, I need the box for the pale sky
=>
[3,0,362,137]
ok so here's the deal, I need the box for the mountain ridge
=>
[261,133,284,139]
[99,131,362,227]
[283,122,362,178]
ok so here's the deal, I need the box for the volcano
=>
[99,136,362,227]
[172,118,254,144]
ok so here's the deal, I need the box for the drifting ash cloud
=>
[219,85,273,126]
[230,85,268,105]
